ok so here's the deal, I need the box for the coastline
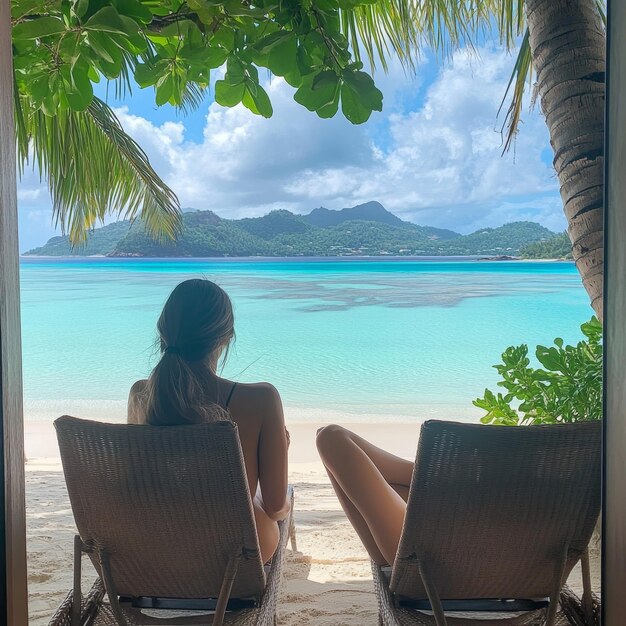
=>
[20,254,572,262]
[25,419,423,463]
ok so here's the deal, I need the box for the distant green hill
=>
[520,232,573,259]
[25,220,135,256]
[238,210,312,240]
[24,203,558,258]
[305,201,405,228]
[303,201,460,241]
[112,210,267,257]
[439,222,556,256]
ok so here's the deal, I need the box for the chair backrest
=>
[390,420,601,601]
[55,416,266,601]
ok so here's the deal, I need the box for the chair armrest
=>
[255,488,295,623]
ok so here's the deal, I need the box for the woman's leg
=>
[325,471,387,565]
[316,424,414,566]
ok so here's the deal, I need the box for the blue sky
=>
[17,45,565,252]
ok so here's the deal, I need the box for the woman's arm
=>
[257,383,290,521]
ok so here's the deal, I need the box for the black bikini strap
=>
[225,382,237,409]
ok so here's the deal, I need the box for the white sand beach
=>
[25,420,600,626]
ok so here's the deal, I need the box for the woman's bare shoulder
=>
[230,381,280,400]
[129,379,149,397]
[227,381,282,416]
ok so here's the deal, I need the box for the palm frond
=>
[109,50,138,101]
[496,0,526,48]
[175,81,208,115]
[498,28,533,153]
[340,0,420,72]
[595,0,607,26]
[414,0,526,57]
[414,0,483,58]
[19,97,181,244]
[14,75,29,168]
[342,0,529,73]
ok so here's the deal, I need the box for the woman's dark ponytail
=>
[142,279,235,425]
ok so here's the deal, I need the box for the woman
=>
[128,279,290,563]
[316,425,414,566]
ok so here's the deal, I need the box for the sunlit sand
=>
[25,421,599,625]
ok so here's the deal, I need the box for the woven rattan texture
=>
[390,421,601,602]
[373,563,593,626]
[48,497,291,626]
[48,578,106,626]
[55,416,266,601]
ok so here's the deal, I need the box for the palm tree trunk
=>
[525,0,605,319]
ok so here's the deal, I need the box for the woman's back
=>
[127,279,289,562]
[128,376,287,507]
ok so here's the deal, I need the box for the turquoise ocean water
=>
[19,257,592,424]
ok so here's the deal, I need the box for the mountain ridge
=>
[24,202,558,258]
[306,202,403,228]
[303,201,461,240]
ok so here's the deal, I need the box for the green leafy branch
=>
[12,0,387,120]
[12,0,397,242]
[474,317,603,426]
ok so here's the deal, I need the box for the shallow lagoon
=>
[19,257,592,423]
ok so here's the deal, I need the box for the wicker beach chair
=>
[372,420,601,626]
[50,416,296,626]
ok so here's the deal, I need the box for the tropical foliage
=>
[11,0,402,242]
[442,222,555,256]
[474,317,602,425]
[520,232,573,260]
[25,207,556,257]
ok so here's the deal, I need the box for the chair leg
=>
[417,561,447,626]
[213,551,242,626]
[71,536,83,626]
[99,551,128,626]
[581,547,594,625]
[289,516,298,553]
[544,544,569,626]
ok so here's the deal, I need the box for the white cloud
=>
[17,45,566,250]
[17,188,43,202]
[17,164,48,205]
[114,76,378,217]
[114,47,562,232]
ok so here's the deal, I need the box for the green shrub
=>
[474,317,602,425]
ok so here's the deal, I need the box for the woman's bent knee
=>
[316,424,351,456]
